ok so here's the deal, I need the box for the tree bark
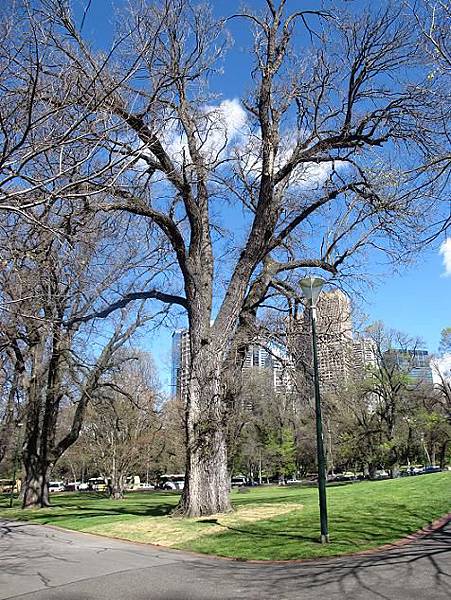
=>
[109,476,125,500]
[22,454,50,508]
[177,351,232,516]
[109,448,124,499]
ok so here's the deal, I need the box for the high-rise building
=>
[171,330,292,401]
[292,289,376,392]
[242,341,293,392]
[296,289,353,391]
[242,344,272,370]
[171,329,190,401]
[352,335,378,377]
[384,348,433,385]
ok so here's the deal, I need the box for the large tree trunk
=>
[109,475,125,500]
[177,351,232,517]
[109,451,125,499]
[22,454,50,508]
[21,338,51,509]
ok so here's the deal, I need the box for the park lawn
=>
[1,472,449,560]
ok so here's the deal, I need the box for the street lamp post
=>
[299,277,330,544]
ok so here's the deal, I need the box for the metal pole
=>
[310,304,330,543]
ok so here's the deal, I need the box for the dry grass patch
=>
[84,502,302,547]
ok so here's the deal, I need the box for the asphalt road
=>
[0,517,450,600]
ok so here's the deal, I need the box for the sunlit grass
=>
[1,473,449,560]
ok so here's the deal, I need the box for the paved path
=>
[0,518,450,600]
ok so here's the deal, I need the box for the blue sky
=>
[73,0,451,387]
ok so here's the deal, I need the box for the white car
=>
[48,481,65,493]
[159,475,185,490]
[374,470,389,479]
[138,483,155,490]
[231,476,247,488]
[64,481,81,491]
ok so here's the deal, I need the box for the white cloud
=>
[163,98,248,165]
[141,99,345,190]
[431,353,451,384]
[234,125,347,191]
[439,238,451,276]
[202,98,248,158]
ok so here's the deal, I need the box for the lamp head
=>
[299,277,325,306]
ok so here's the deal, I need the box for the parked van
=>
[231,476,247,488]
[125,475,141,490]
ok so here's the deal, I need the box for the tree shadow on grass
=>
[38,502,175,524]
[0,493,178,527]
[186,518,451,600]
[194,507,451,552]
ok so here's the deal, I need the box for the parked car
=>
[0,479,21,493]
[78,482,89,491]
[64,481,81,491]
[125,475,141,491]
[374,470,389,480]
[412,466,424,475]
[231,476,247,488]
[330,472,357,482]
[48,481,65,493]
[158,474,185,490]
[87,477,108,492]
[424,465,441,474]
[138,483,155,490]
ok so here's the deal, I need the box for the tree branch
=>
[65,290,187,327]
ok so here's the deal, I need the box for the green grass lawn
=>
[1,473,450,560]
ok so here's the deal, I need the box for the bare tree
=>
[156,395,186,476]
[350,323,429,476]
[410,0,451,74]
[431,329,451,423]
[78,351,161,499]
[406,0,451,240]
[22,0,449,516]
[0,200,168,507]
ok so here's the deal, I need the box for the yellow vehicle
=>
[87,477,108,492]
[0,479,22,493]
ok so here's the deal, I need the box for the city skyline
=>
[171,287,437,399]
[293,289,379,393]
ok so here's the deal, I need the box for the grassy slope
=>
[1,473,449,560]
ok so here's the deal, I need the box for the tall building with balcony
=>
[352,335,378,377]
[291,289,376,392]
[242,341,293,392]
[171,330,292,401]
